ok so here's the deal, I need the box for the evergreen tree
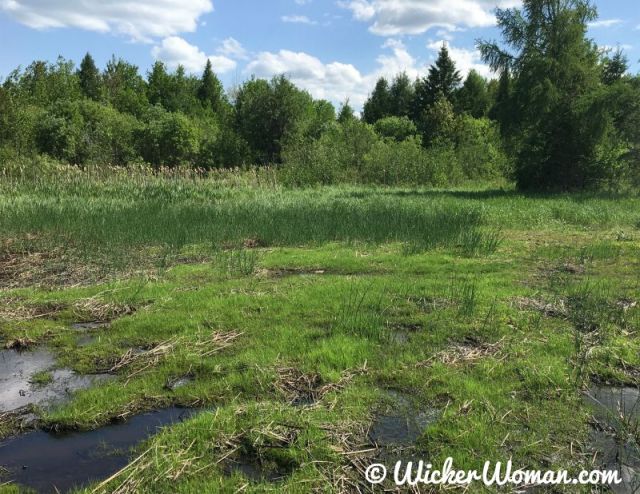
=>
[425,45,462,104]
[601,48,628,85]
[362,77,391,124]
[489,70,513,136]
[147,61,171,108]
[198,59,225,113]
[478,0,608,190]
[389,72,414,118]
[456,70,490,118]
[78,53,102,101]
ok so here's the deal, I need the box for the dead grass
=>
[72,298,137,323]
[3,337,37,350]
[109,330,243,380]
[512,296,569,318]
[273,364,368,407]
[417,337,506,367]
[0,245,102,289]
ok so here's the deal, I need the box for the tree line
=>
[0,0,638,190]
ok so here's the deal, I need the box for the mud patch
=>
[0,348,112,414]
[583,386,640,494]
[369,391,439,447]
[0,407,199,493]
[222,425,299,484]
[388,322,423,344]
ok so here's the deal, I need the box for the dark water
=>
[0,407,200,493]
[583,386,640,494]
[369,391,439,447]
[0,348,112,413]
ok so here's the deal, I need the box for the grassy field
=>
[1,172,639,493]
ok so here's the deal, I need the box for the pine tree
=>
[197,59,225,113]
[362,77,391,124]
[78,53,102,101]
[425,45,462,104]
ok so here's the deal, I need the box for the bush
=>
[373,116,418,142]
[137,106,200,167]
[361,136,448,186]
[281,119,379,186]
[453,116,510,181]
[35,99,141,165]
[79,100,141,165]
[35,100,84,163]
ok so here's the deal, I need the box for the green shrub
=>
[361,136,446,186]
[373,116,418,142]
[453,116,510,181]
[137,106,200,167]
[281,119,379,186]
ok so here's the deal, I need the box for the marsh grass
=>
[448,277,478,318]
[458,228,503,257]
[1,170,640,492]
[214,249,260,277]
[333,283,389,341]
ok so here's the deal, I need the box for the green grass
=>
[0,172,639,493]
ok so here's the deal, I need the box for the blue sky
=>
[0,0,638,108]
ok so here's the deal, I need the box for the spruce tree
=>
[425,45,462,104]
[456,70,489,118]
[362,77,391,124]
[78,53,102,101]
[602,48,628,85]
[197,59,225,113]
[147,61,171,108]
[389,72,414,118]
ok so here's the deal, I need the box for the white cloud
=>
[339,0,520,36]
[244,39,428,108]
[588,19,623,29]
[282,15,317,25]
[337,0,375,21]
[427,40,493,79]
[0,0,213,41]
[218,37,248,60]
[152,36,236,74]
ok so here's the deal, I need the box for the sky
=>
[0,0,638,109]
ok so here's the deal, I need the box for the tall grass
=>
[1,169,639,272]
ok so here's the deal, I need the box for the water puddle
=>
[165,375,194,392]
[71,321,110,331]
[224,457,294,483]
[369,391,439,447]
[583,386,640,494]
[388,323,423,345]
[0,348,112,413]
[0,407,199,493]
